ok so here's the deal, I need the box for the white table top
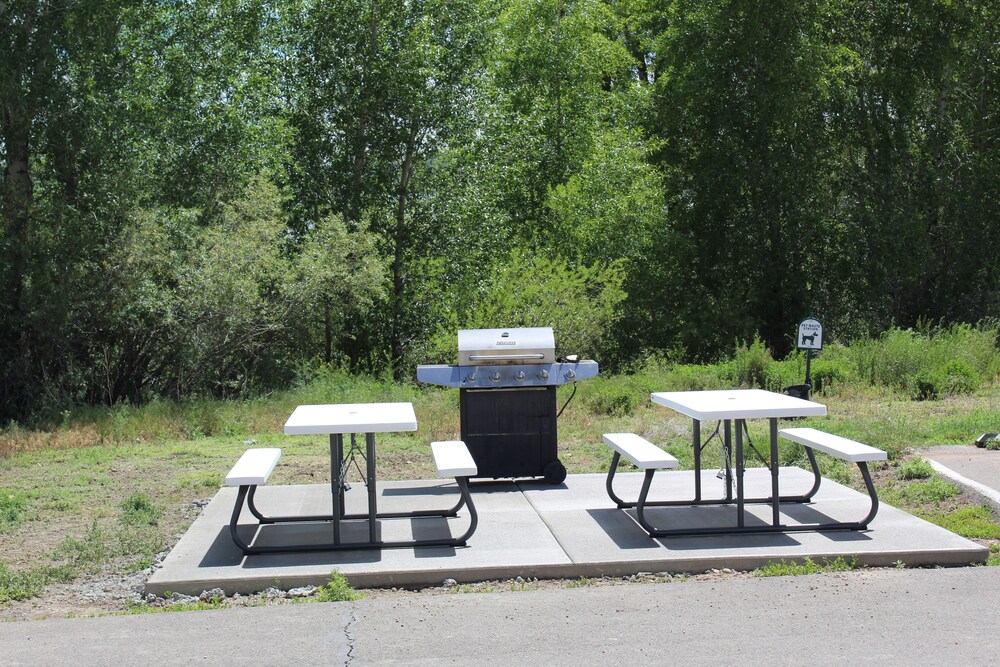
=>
[283,402,418,435]
[650,389,827,420]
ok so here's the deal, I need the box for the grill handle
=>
[468,353,546,361]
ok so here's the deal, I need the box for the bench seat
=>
[603,433,679,470]
[225,448,282,486]
[779,427,885,530]
[779,428,887,462]
[431,440,478,477]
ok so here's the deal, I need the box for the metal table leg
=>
[769,418,780,526]
[330,433,342,544]
[735,419,745,527]
[366,432,377,544]
[693,418,701,501]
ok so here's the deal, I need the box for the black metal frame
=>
[606,417,879,537]
[228,433,478,555]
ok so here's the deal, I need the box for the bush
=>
[897,458,935,480]
[422,249,627,364]
[730,337,773,389]
[810,358,851,394]
[942,360,981,395]
[910,369,944,400]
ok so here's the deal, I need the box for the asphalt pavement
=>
[3,566,1000,666]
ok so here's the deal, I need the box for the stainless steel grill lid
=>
[417,326,597,388]
[458,327,556,365]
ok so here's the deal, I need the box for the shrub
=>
[942,360,981,395]
[910,369,944,400]
[810,358,851,394]
[587,388,636,417]
[731,337,773,388]
[986,438,1000,452]
[422,250,627,364]
[897,458,935,480]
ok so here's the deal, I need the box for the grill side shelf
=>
[416,361,599,388]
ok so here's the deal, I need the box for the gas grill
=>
[416,327,598,484]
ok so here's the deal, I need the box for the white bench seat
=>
[432,440,478,478]
[779,428,887,462]
[225,448,282,486]
[603,433,679,470]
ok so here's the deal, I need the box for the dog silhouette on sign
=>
[801,332,818,346]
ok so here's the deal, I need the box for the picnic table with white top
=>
[225,402,478,554]
[645,389,829,535]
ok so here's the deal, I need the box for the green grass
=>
[880,478,959,506]
[919,506,1000,540]
[754,556,859,577]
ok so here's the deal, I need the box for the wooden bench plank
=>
[780,428,886,462]
[432,440,478,478]
[225,448,282,486]
[603,433,679,469]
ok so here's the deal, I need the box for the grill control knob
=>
[514,370,525,381]
[466,373,477,383]
[537,370,549,381]
[564,369,576,381]
[490,371,501,382]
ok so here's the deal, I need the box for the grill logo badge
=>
[495,340,516,346]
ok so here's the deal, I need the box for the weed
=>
[985,438,1000,452]
[754,556,858,577]
[0,561,49,602]
[897,458,935,481]
[121,494,162,527]
[316,570,363,602]
[988,543,999,567]
[565,576,594,588]
[0,489,29,533]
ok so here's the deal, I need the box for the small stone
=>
[638,572,652,577]
[262,587,283,599]
[515,576,524,583]
[199,588,226,602]
[287,586,317,598]
[442,578,457,588]
[145,593,158,604]
[243,439,257,445]
[168,592,198,604]
[722,568,735,575]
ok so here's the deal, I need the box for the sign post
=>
[796,317,823,395]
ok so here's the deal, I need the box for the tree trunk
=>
[390,118,420,381]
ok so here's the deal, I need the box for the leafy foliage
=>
[1,0,998,418]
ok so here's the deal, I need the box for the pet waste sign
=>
[797,318,823,350]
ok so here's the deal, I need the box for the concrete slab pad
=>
[523,470,985,575]
[147,480,571,596]
[148,471,987,596]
